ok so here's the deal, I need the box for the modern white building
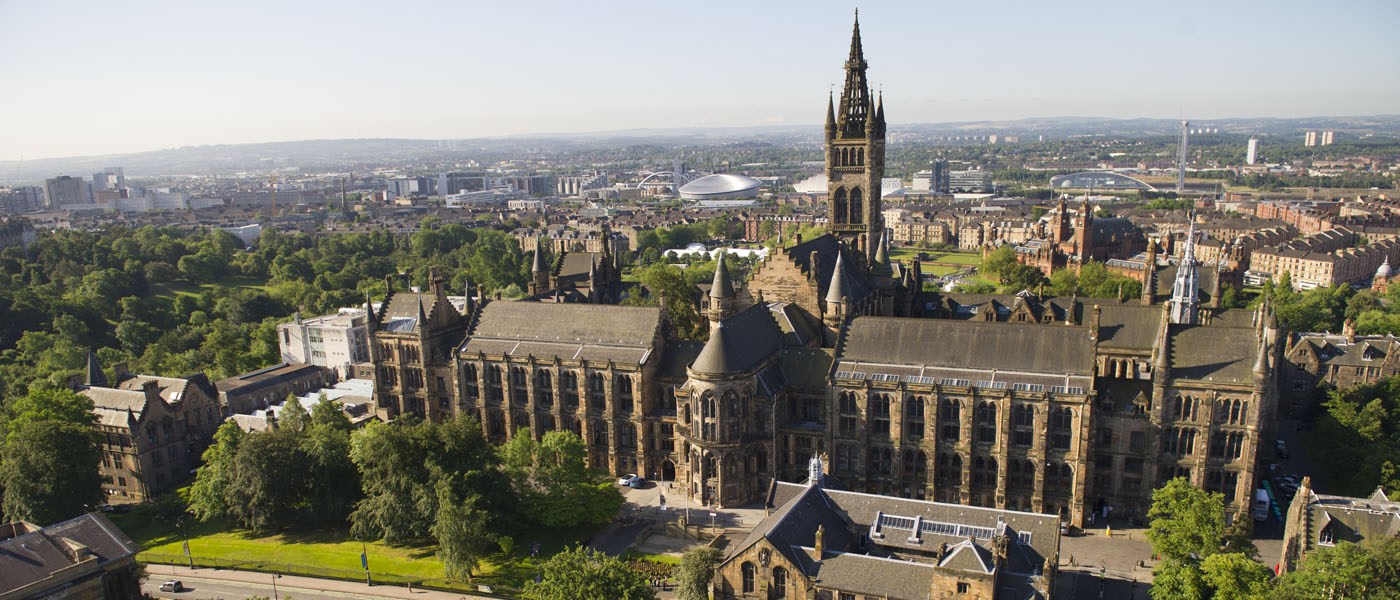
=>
[1247,138,1258,165]
[277,308,371,378]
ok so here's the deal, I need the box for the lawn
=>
[889,247,983,267]
[111,504,603,592]
[151,275,274,300]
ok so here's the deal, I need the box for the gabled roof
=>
[0,513,139,594]
[785,234,873,305]
[841,318,1094,376]
[1168,324,1261,384]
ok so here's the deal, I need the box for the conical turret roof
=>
[825,252,851,304]
[691,322,737,374]
[85,348,107,387]
[710,252,735,299]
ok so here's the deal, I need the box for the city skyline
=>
[2,0,1398,161]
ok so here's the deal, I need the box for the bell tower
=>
[826,11,885,264]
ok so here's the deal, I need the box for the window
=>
[838,392,859,435]
[772,567,787,598]
[588,373,606,410]
[905,396,925,441]
[971,456,998,488]
[561,371,579,409]
[741,562,755,593]
[616,375,634,412]
[535,370,553,407]
[486,366,504,403]
[957,582,971,593]
[940,399,961,441]
[510,367,529,406]
[975,402,997,443]
[869,394,890,437]
[869,447,892,475]
[1050,407,1073,450]
[1319,525,1335,546]
[1130,431,1145,451]
[462,364,479,401]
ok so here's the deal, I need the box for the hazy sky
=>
[2,0,1397,160]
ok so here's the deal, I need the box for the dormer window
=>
[1319,524,1335,546]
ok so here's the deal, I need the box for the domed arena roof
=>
[679,174,763,200]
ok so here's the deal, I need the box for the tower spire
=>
[1169,217,1201,324]
[837,11,870,138]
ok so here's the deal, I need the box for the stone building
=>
[367,273,468,422]
[76,353,221,503]
[1280,326,1400,412]
[525,243,624,304]
[1012,197,1146,277]
[0,513,142,600]
[711,461,1058,600]
[364,14,1279,527]
[215,362,336,415]
[1279,478,1399,573]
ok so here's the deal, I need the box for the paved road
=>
[140,565,490,600]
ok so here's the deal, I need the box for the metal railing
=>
[139,552,517,598]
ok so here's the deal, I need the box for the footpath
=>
[145,564,495,600]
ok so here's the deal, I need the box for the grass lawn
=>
[111,506,603,591]
[889,247,983,266]
[151,275,274,300]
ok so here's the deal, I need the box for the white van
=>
[1254,489,1270,522]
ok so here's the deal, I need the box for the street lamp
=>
[176,513,193,569]
[271,573,282,600]
[357,537,372,586]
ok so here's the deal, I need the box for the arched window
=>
[905,396,925,441]
[741,562,756,593]
[940,399,961,441]
[870,394,890,436]
[833,188,848,224]
[511,367,529,406]
[615,375,633,412]
[588,373,606,410]
[838,391,859,435]
[856,148,864,166]
[1050,407,1074,450]
[560,371,579,408]
[535,370,553,407]
[462,364,478,401]
[849,187,863,224]
[975,402,997,443]
[772,566,788,598]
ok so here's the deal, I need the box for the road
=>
[140,565,491,600]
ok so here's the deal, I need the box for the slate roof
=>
[83,388,148,427]
[798,549,938,600]
[1168,324,1260,384]
[0,513,138,595]
[460,302,661,365]
[1304,488,1400,550]
[840,318,1094,376]
[378,290,460,334]
[1095,304,1162,351]
[690,304,784,375]
[785,234,873,304]
[1294,334,1400,367]
[658,340,705,380]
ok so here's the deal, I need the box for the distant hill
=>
[2,115,1396,184]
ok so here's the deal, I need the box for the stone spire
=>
[1169,219,1201,324]
[529,240,550,296]
[691,321,735,375]
[710,252,735,299]
[825,252,851,304]
[825,91,837,138]
[85,348,106,387]
[837,10,871,138]
[364,290,377,322]
[874,231,889,266]
[416,294,428,330]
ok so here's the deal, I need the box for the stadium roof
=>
[680,174,763,200]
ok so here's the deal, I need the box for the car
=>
[159,580,184,592]
[1275,440,1290,459]
[617,474,638,486]
[627,477,647,489]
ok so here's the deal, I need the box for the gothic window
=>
[972,456,998,488]
[741,562,755,594]
[620,423,636,449]
[560,371,579,409]
[975,402,997,443]
[588,373,606,410]
[535,370,553,408]
[1045,462,1073,495]
[511,367,528,406]
[838,392,859,435]
[905,396,925,441]
[591,419,608,448]
[903,449,927,480]
[869,447,892,475]
[869,394,891,437]
[1013,404,1035,446]
[856,148,864,166]
[849,187,863,224]
[1227,432,1244,461]
[701,392,717,441]
[833,188,848,224]
[1050,407,1074,450]
[936,453,962,487]
[1009,459,1035,490]
[940,399,961,441]
[1173,395,1197,421]
[1163,427,1197,456]
[616,375,634,413]
[772,567,788,598]
[486,366,503,404]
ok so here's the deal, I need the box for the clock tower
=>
[826,11,885,265]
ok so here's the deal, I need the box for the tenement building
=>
[366,15,1278,528]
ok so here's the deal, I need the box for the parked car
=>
[617,474,638,486]
[627,476,647,489]
[159,581,184,592]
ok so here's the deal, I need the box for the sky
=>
[1,0,1398,160]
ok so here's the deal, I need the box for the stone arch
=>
[849,187,863,224]
[833,187,848,223]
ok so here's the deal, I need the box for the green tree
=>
[309,395,352,432]
[278,394,309,432]
[981,246,1016,281]
[524,545,656,600]
[1201,552,1271,600]
[501,431,623,528]
[0,419,103,524]
[189,421,248,520]
[224,429,309,531]
[1146,477,1227,600]
[432,483,495,582]
[675,546,723,600]
[1274,538,1400,599]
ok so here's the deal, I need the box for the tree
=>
[1201,552,1271,600]
[1147,478,1226,564]
[309,395,352,433]
[190,422,247,520]
[524,545,656,600]
[675,547,723,600]
[501,431,624,528]
[278,394,309,432]
[2,385,97,437]
[981,246,1016,281]
[432,482,495,582]
[224,429,309,531]
[1,419,103,524]
[1274,538,1400,599]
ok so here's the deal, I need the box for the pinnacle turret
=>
[710,252,735,299]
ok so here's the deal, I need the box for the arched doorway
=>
[661,459,676,482]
